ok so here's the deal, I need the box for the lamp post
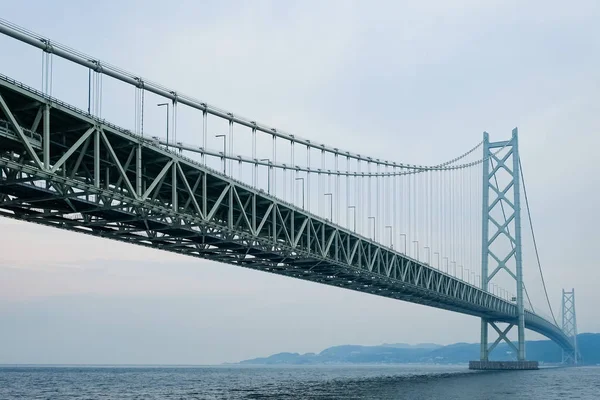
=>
[295,177,305,209]
[399,234,407,255]
[465,268,470,284]
[368,216,376,241]
[424,246,431,265]
[215,134,227,174]
[324,193,333,221]
[443,257,449,274]
[451,261,456,277]
[434,252,440,269]
[260,158,270,193]
[157,102,169,147]
[348,205,356,232]
[385,226,393,249]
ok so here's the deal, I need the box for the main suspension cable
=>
[519,158,559,326]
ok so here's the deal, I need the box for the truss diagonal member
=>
[0,92,43,169]
[69,136,92,179]
[488,323,518,354]
[323,229,337,257]
[293,218,308,247]
[181,174,201,213]
[232,186,253,235]
[176,162,204,219]
[489,150,513,176]
[142,160,173,200]
[488,214,516,246]
[255,202,274,237]
[348,239,359,264]
[369,247,381,272]
[488,249,517,281]
[114,146,136,189]
[99,129,138,199]
[489,181,515,211]
[207,184,231,222]
[309,220,324,255]
[51,126,95,173]
[30,106,43,132]
[275,205,291,245]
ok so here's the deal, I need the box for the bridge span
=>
[0,75,573,353]
[0,19,579,365]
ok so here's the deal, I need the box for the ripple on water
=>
[0,365,597,400]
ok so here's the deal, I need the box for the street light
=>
[348,205,356,232]
[295,177,305,209]
[157,103,169,147]
[215,134,227,174]
[385,226,393,249]
[434,252,440,269]
[399,233,407,255]
[368,216,376,241]
[260,158,270,193]
[451,261,456,277]
[443,257,449,274]
[424,246,431,265]
[465,268,470,284]
[324,193,333,221]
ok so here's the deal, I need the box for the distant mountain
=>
[380,343,442,349]
[239,333,600,365]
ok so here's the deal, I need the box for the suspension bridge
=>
[0,20,579,369]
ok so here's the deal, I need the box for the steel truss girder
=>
[0,74,575,354]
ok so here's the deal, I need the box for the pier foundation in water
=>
[469,361,539,370]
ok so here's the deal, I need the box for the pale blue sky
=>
[0,0,599,364]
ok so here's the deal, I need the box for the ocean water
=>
[0,364,598,399]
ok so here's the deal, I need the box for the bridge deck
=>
[0,74,573,353]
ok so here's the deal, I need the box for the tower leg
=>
[512,128,526,361]
[480,318,488,361]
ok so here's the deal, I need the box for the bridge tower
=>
[561,289,579,364]
[477,128,531,367]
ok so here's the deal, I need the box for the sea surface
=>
[0,364,598,399]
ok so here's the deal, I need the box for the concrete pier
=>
[469,361,539,370]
